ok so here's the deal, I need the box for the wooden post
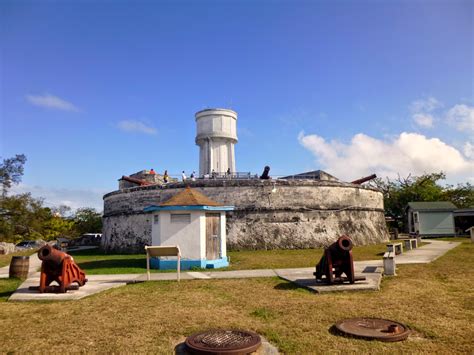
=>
[146,249,150,281]
[177,253,181,282]
[144,246,181,282]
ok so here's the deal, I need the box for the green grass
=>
[0,239,472,353]
[69,242,392,274]
[0,249,36,268]
[68,249,175,274]
[0,278,23,301]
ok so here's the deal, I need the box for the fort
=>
[102,108,389,252]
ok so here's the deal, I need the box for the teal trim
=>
[144,205,234,212]
[150,257,229,270]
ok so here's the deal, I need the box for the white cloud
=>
[410,97,442,128]
[9,184,106,212]
[117,120,157,135]
[410,97,442,113]
[26,93,79,112]
[446,104,474,132]
[464,142,474,158]
[298,131,474,183]
[412,113,434,128]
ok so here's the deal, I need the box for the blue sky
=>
[1,0,473,211]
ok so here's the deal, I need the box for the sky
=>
[1,0,473,211]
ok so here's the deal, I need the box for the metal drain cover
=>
[335,317,410,342]
[185,329,261,354]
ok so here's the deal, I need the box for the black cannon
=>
[314,235,365,284]
[351,174,377,185]
[260,166,270,179]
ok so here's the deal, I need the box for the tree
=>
[0,155,104,243]
[369,172,474,231]
[73,207,102,235]
[51,204,73,218]
[442,182,474,208]
[0,193,75,242]
[370,172,445,220]
[0,154,27,196]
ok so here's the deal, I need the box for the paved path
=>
[0,246,97,279]
[8,239,461,301]
[0,252,42,279]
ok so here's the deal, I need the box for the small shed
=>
[144,187,234,270]
[407,201,456,236]
[453,208,474,235]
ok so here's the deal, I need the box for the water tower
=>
[195,108,238,176]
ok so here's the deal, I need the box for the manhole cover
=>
[335,317,410,342]
[185,329,261,354]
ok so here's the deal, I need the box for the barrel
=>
[9,256,30,279]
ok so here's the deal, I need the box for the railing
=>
[198,172,256,180]
[166,173,339,181]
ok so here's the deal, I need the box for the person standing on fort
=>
[191,171,196,181]
[149,168,156,175]
[163,170,169,183]
[181,171,187,181]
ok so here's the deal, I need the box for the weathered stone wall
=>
[102,179,389,252]
[102,214,151,253]
[0,242,16,255]
[227,209,387,250]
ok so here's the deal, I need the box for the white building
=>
[144,187,234,269]
[195,108,238,176]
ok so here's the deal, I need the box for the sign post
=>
[145,246,181,281]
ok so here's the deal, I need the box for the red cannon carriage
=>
[314,235,365,284]
[35,244,87,293]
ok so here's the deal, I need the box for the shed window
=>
[414,212,419,223]
[170,213,191,224]
[153,215,159,224]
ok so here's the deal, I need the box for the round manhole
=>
[185,329,262,354]
[334,317,410,342]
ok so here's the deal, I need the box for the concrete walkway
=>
[0,252,42,279]
[7,239,461,301]
[0,246,99,279]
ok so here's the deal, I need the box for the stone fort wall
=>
[102,179,389,253]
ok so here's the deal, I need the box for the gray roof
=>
[407,201,457,211]
[281,170,339,181]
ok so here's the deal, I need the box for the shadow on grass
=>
[274,281,301,290]
[0,278,23,301]
[328,325,345,338]
[0,290,16,299]
[69,249,138,257]
[273,280,312,294]
[77,258,146,271]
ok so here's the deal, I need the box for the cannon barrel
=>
[37,244,67,265]
[314,235,360,284]
[329,235,353,253]
[351,174,377,185]
[35,244,87,293]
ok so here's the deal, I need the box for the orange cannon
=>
[36,244,87,293]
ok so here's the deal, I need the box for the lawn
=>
[0,249,36,268]
[68,242,392,274]
[0,240,472,353]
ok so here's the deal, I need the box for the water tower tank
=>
[195,108,238,176]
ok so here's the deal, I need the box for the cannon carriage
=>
[314,235,366,284]
[33,244,87,293]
